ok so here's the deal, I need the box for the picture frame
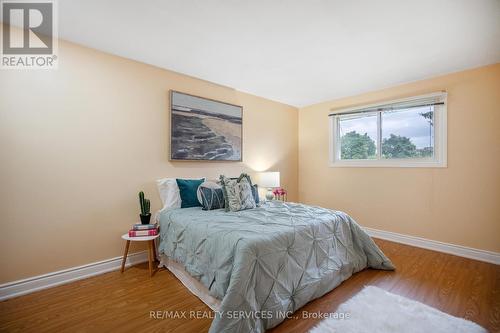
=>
[169,90,243,161]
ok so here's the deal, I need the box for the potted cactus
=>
[138,191,151,224]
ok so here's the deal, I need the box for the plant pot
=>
[140,213,151,225]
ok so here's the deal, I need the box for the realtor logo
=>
[1,0,58,69]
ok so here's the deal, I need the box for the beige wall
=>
[0,39,298,283]
[1,28,498,285]
[299,64,500,253]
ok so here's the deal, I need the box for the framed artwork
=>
[170,91,242,161]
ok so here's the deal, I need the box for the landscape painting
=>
[170,91,242,161]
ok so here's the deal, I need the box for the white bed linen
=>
[159,254,221,311]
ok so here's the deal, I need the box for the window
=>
[329,92,447,167]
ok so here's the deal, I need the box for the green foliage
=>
[340,131,376,159]
[416,146,433,158]
[341,130,433,160]
[418,111,434,157]
[138,191,150,215]
[420,111,433,126]
[382,134,417,158]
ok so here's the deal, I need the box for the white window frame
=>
[329,92,447,168]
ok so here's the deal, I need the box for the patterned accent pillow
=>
[238,176,256,210]
[238,174,259,206]
[219,174,256,212]
[197,182,225,210]
[220,176,240,212]
[230,174,259,205]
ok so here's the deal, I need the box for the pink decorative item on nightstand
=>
[272,188,287,202]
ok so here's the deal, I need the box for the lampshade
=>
[258,172,280,188]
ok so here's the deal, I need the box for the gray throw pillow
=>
[197,181,225,210]
[220,174,256,212]
[251,184,260,205]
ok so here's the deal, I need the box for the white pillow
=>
[156,177,206,210]
[156,178,181,210]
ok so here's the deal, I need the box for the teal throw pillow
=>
[176,178,204,208]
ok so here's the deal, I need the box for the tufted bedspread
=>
[158,201,394,333]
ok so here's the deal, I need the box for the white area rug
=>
[310,286,487,333]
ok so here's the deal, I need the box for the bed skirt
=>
[158,254,221,311]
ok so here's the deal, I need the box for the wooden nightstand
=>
[121,233,159,277]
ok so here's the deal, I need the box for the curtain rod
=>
[328,102,444,117]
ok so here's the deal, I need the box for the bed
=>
[157,200,394,333]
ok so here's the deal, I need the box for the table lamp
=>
[258,172,280,201]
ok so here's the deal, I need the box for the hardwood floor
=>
[1,239,499,333]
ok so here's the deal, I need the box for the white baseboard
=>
[2,229,498,302]
[0,251,148,301]
[364,227,500,265]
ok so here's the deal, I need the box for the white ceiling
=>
[58,0,500,107]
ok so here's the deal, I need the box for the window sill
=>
[329,159,447,168]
